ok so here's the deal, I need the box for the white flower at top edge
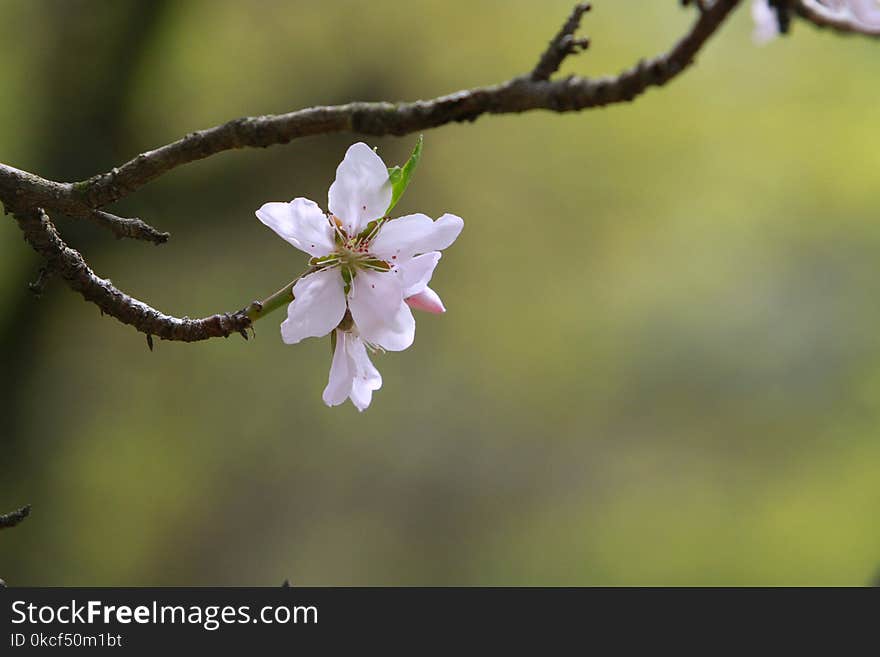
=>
[752,0,880,44]
[255,142,463,410]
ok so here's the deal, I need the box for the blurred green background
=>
[2,0,880,586]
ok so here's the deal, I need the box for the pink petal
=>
[405,287,446,314]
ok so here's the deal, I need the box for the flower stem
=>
[245,267,317,322]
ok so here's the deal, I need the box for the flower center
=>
[338,237,371,267]
[308,215,391,276]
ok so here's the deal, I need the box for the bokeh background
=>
[2,0,880,586]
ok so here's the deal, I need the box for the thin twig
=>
[90,209,169,244]
[0,505,31,588]
[531,3,592,81]
[0,165,168,243]
[0,505,30,530]
[14,208,251,342]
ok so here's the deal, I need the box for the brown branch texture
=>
[0,505,30,530]
[5,0,834,345]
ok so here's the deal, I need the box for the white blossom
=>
[753,0,880,44]
[256,142,463,410]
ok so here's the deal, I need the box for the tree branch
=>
[1,1,740,212]
[0,1,741,342]
[0,504,30,530]
[79,0,740,207]
[1,505,31,587]
[0,163,168,244]
[90,209,169,244]
[13,208,251,342]
[531,2,592,81]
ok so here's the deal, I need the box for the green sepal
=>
[357,218,382,242]
[309,254,339,267]
[386,135,423,214]
[362,258,391,272]
[341,265,354,295]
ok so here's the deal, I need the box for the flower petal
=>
[256,198,335,257]
[348,269,415,351]
[406,287,446,314]
[370,213,464,262]
[852,0,880,25]
[328,142,392,235]
[369,213,434,262]
[346,333,382,411]
[397,251,441,297]
[323,330,353,407]
[420,213,464,252]
[280,267,347,344]
[751,0,779,45]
